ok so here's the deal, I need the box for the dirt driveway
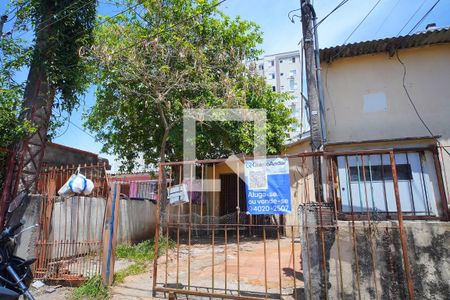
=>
[34,238,303,299]
[112,238,303,299]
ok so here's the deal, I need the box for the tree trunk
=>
[12,63,54,196]
[158,127,170,229]
[9,7,55,201]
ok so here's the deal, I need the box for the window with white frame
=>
[336,152,439,217]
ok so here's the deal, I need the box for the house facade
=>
[320,27,450,220]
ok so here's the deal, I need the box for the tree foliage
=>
[14,0,97,113]
[85,0,294,170]
[0,27,34,147]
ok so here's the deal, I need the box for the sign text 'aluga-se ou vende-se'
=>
[244,157,291,214]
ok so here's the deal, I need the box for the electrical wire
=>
[340,0,383,46]
[330,0,383,61]
[69,120,96,139]
[396,51,450,157]
[53,116,71,138]
[406,0,441,35]
[396,0,428,36]
[288,8,301,23]
[315,0,350,28]
[374,0,401,36]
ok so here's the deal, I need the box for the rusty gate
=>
[34,163,110,283]
[152,147,449,299]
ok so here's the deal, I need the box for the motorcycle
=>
[0,219,37,300]
[0,192,38,300]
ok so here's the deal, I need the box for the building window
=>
[289,70,296,77]
[279,59,283,63]
[289,79,297,91]
[336,152,438,216]
[280,73,284,76]
[258,64,264,70]
[280,85,285,91]
[270,60,274,67]
[268,73,275,79]
[292,57,296,63]
[272,86,276,91]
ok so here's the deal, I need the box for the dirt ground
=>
[34,238,303,299]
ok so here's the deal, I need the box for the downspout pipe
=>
[307,4,327,145]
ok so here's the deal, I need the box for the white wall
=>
[322,44,450,144]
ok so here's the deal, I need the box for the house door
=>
[337,152,437,216]
[219,173,246,216]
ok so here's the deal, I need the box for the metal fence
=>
[34,163,109,283]
[152,147,449,300]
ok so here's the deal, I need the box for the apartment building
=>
[250,50,308,140]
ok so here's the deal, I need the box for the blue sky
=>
[2,0,450,170]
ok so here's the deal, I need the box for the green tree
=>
[8,0,97,193]
[0,32,34,148]
[85,0,294,171]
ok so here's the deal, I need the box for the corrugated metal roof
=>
[320,27,450,63]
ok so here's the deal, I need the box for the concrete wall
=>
[300,217,450,299]
[328,221,450,299]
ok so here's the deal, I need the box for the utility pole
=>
[299,2,333,300]
[300,0,322,199]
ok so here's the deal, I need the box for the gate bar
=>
[389,151,415,300]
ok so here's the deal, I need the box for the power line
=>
[374,0,401,36]
[69,120,96,139]
[407,0,441,35]
[396,0,428,36]
[396,51,450,157]
[54,116,71,138]
[315,0,351,28]
[295,0,351,48]
[330,0,383,61]
[340,0,383,46]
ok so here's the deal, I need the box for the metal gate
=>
[34,163,109,284]
[152,148,449,299]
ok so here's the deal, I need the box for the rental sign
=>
[244,157,291,214]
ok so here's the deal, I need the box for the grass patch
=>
[71,275,109,300]
[116,238,175,263]
[116,240,154,262]
[114,263,147,284]
[113,238,175,284]
[72,239,175,297]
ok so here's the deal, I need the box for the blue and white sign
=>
[244,158,291,214]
